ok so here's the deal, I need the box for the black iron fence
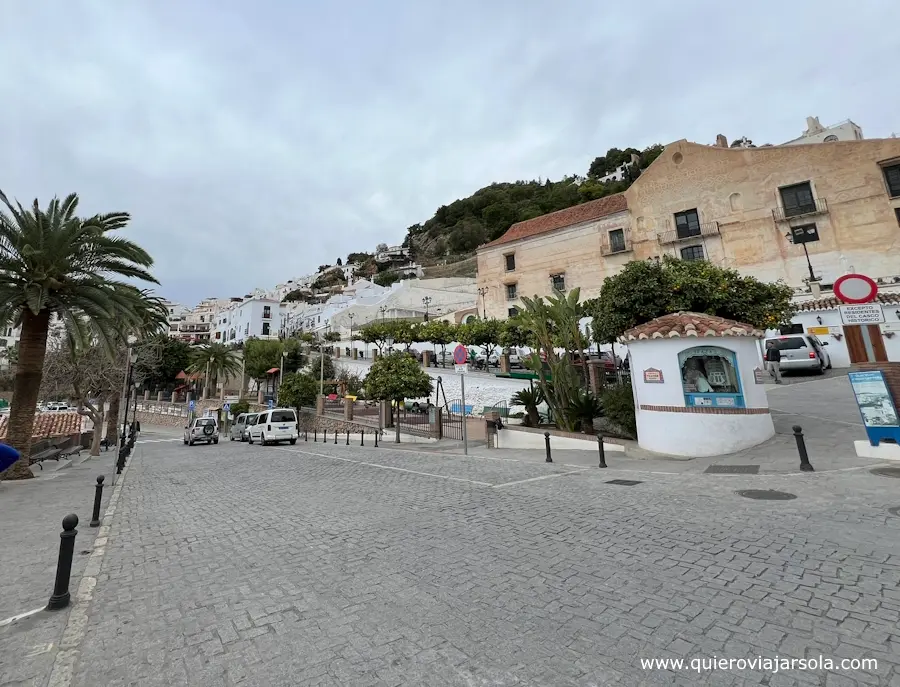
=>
[441,400,464,441]
[396,408,431,437]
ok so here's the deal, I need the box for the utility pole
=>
[477,287,488,319]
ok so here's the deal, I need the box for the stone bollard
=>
[544,432,552,463]
[89,476,105,527]
[792,426,814,472]
[344,401,354,422]
[48,514,79,610]
[157,390,164,402]
[143,390,151,401]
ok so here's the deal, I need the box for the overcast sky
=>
[1,1,898,305]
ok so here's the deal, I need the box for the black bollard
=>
[116,447,126,474]
[304,429,308,441]
[544,432,552,463]
[313,429,317,442]
[360,431,364,447]
[374,431,379,448]
[89,476,105,527]
[597,435,607,469]
[346,430,350,445]
[334,429,338,444]
[792,425,814,472]
[323,429,328,443]
[48,514,79,610]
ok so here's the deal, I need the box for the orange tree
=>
[586,256,795,344]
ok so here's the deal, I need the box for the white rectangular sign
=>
[455,364,468,374]
[839,304,884,325]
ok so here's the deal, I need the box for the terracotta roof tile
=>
[619,312,764,342]
[0,412,83,440]
[482,194,627,249]
[795,292,900,312]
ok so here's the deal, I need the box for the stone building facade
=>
[477,136,900,320]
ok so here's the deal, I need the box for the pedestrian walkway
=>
[0,456,113,686]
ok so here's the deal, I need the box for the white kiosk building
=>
[621,312,775,457]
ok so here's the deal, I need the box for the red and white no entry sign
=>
[452,344,468,365]
[833,273,878,304]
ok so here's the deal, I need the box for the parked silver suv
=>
[763,334,831,374]
[184,417,219,446]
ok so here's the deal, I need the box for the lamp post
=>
[785,230,818,284]
[422,296,432,322]
[384,334,401,443]
[477,287,488,319]
[379,305,387,322]
[120,348,138,450]
[319,325,329,396]
[279,349,287,400]
[348,313,355,356]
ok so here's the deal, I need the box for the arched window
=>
[823,135,839,142]
[678,346,745,408]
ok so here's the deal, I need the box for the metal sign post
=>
[453,345,469,455]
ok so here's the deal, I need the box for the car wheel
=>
[213,438,219,444]
[248,435,254,445]
[261,433,268,446]
[290,438,296,445]
[183,439,188,445]
[188,439,194,446]
[230,436,235,441]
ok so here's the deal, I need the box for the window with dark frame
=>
[895,208,900,227]
[608,228,626,252]
[680,245,705,262]
[506,283,518,300]
[883,163,900,198]
[779,181,816,216]
[505,254,516,271]
[674,209,701,239]
[551,273,566,292]
[262,322,271,336]
[263,306,271,319]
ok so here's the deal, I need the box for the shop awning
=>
[266,367,280,374]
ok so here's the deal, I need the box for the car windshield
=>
[769,337,808,350]
[246,414,258,424]
[271,410,295,423]
[196,418,216,426]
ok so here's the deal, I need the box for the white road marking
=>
[274,447,493,486]
[768,408,862,427]
[492,469,587,489]
[0,606,46,628]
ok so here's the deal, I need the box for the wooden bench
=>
[29,447,62,470]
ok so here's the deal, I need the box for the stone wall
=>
[299,409,382,437]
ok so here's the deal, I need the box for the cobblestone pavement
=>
[0,454,114,687]
[45,436,900,686]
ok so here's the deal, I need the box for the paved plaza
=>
[2,376,900,687]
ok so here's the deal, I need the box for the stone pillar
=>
[428,406,442,440]
[381,400,393,428]
[143,390,151,401]
[344,400,354,422]
[335,347,341,358]
[157,390,164,402]
[422,350,432,368]
[257,388,264,404]
[185,392,192,406]
[316,395,326,416]
[587,360,604,395]
[485,411,500,449]
[352,348,358,360]
[499,354,510,374]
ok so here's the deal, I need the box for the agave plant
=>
[511,387,545,427]
[566,389,604,434]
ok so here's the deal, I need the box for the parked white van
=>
[248,408,299,446]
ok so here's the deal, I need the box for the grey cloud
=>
[1,0,897,304]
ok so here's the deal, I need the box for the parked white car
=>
[183,417,219,446]
[248,408,299,446]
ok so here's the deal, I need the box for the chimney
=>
[809,281,821,297]
[715,134,728,148]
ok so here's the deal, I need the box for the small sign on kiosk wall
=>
[642,368,664,383]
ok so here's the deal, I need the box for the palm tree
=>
[188,343,242,399]
[0,191,159,479]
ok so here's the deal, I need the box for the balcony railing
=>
[658,221,720,245]
[600,232,632,256]
[772,197,828,222]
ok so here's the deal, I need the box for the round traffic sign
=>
[452,344,468,365]
[833,273,878,304]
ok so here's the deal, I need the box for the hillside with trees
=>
[398,144,664,264]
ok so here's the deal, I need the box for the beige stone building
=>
[477,136,900,321]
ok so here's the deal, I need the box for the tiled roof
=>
[482,194,627,249]
[0,412,83,440]
[619,312,764,342]
[795,292,900,312]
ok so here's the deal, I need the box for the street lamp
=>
[785,230,818,284]
[279,349,287,395]
[117,348,138,474]
[477,287,488,319]
[422,296,432,322]
[319,325,329,396]
[348,313,355,357]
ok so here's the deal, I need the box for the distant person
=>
[765,341,783,384]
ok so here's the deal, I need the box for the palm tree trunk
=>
[1,309,51,480]
[106,392,120,446]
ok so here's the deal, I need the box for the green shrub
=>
[600,382,636,438]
